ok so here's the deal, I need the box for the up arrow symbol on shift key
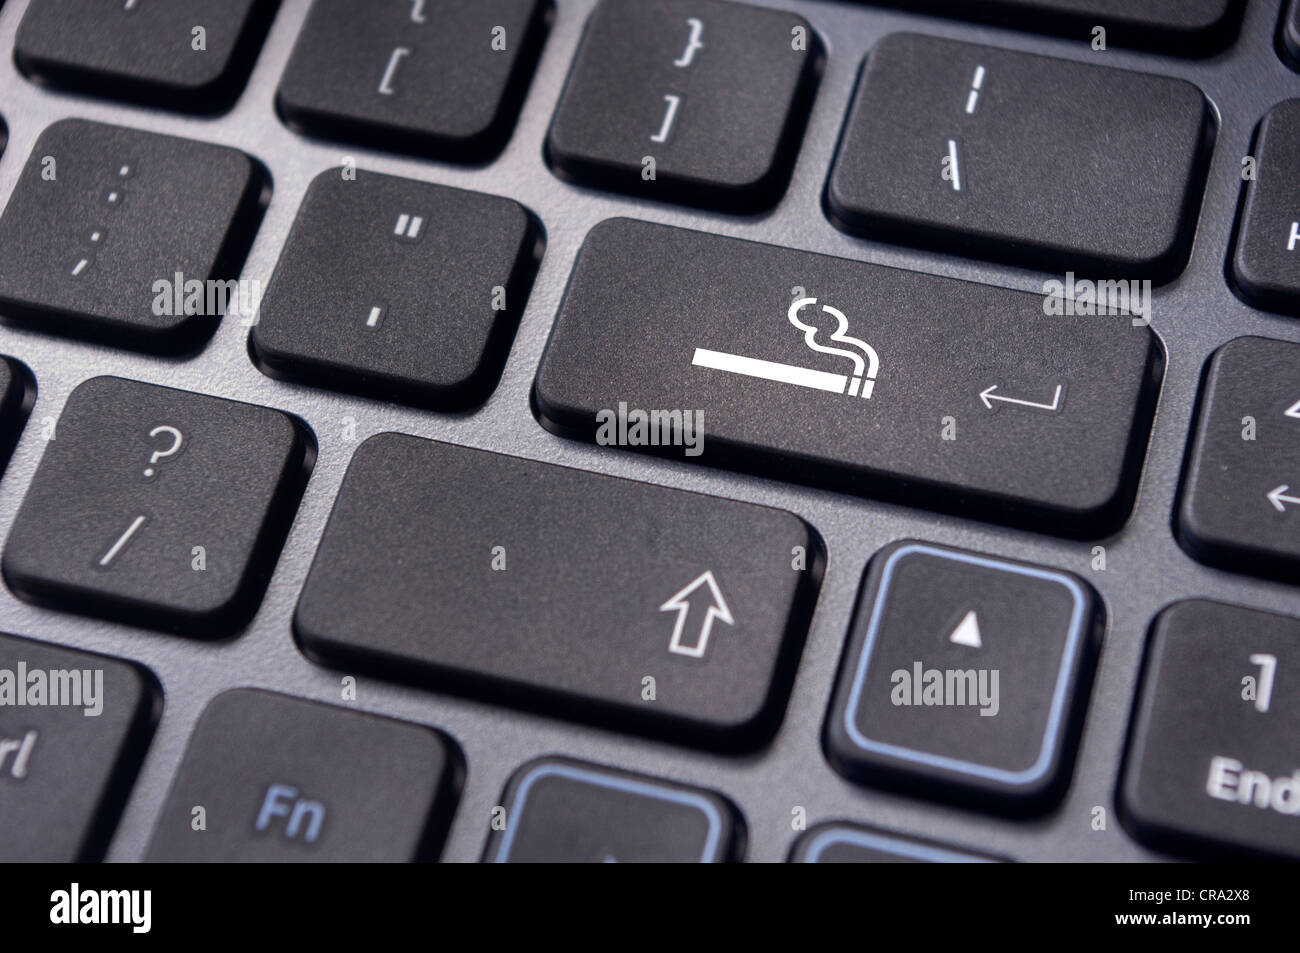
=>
[948,610,983,649]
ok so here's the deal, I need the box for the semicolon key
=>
[0,119,268,354]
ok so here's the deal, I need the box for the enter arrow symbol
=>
[661,571,734,659]
[979,383,1064,412]
[1267,485,1300,512]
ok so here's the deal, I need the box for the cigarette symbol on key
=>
[692,298,880,399]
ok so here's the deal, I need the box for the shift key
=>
[534,219,1163,537]
[294,434,822,751]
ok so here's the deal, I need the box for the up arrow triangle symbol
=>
[948,609,982,648]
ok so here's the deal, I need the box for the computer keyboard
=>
[0,0,1296,865]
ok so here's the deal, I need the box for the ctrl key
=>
[145,689,462,861]
[1119,600,1300,860]
[0,633,159,861]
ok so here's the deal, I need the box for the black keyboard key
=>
[0,119,268,354]
[546,0,820,212]
[1281,1,1300,70]
[1119,600,1300,861]
[0,633,159,861]
[1230,101,1300,315]
[789,822,1001,863]
[535,219,1162,536]
[826,34,1211,280]
[483,758,743,862]
[2,377,313,636]
[853,1,1240,56]
[251,169,541,410]
[824,541,1101,813]
[0,358,35,480]
[1177,337,1300,580]
[277,0,549,162]
[146,689,460,861]
[295,434,820,750]
[15,0,277,113]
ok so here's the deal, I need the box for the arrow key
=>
[483,757,744,862]
[1178,336,1300,579]
[824,540,1102,813]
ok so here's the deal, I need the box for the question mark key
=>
[2,377,313,636]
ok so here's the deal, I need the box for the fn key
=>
[146,689,462,861]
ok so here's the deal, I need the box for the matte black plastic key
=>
[251,169,541,410]
[1178,337,1300,581]
[546,0,820,211]
[15,0,278,112]
[824,541,1101,814]
[1281,1,1300,70]
[0,357,35,482]
[2,377,313,636]
[483,758,744,862]
[535,219,1162,537]
[0,633,159,861]
[146,689,461,861]
[789,822,1002,863]
[1119,600,1300,861]
[0,119,268,354]
[1231,101,1300,315]
[826,34,1212,280]
[277,0,549,162]
[848,1,1240,56]
[295,434,821,751]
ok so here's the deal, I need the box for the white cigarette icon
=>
[690,298,879,399]
[692,349,874,398]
